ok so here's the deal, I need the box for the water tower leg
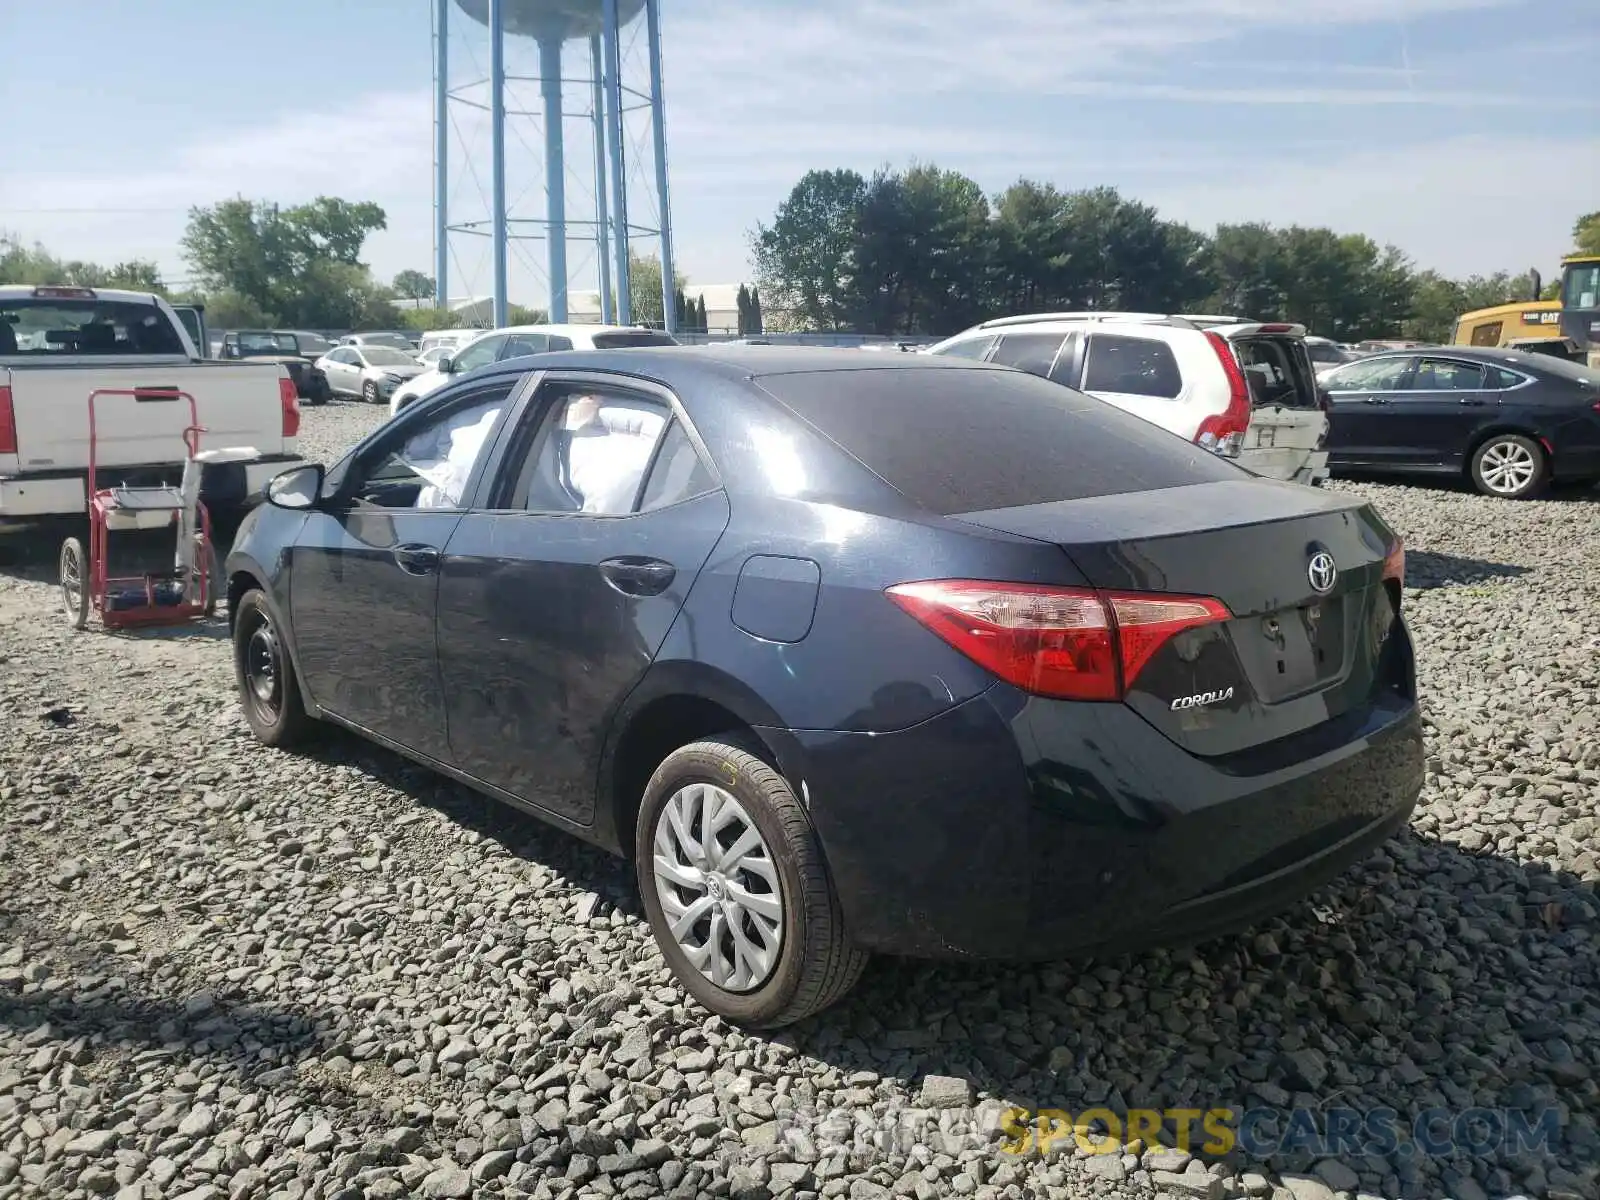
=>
[645,0,676,335]
[433,0,449,310]
[541,38,568,324]
[488,0,509,328]
[602,0,631,324]
[591,35,613,325]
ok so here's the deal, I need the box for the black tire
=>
[1469,433,1547,499]
[635,737,867,1028]
[362,381,379,405]
[232,588,313,746]
[59,537,89,630]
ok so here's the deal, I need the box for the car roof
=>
[488,343,1004,382]
[1348,345,1557,367]
[0,285,159,304]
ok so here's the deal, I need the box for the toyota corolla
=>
[226,347,1424,1028]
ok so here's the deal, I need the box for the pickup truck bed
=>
[0,286,304,525]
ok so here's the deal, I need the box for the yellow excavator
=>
[1452,254,1600,366]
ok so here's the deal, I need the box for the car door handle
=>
[393,543,441,576]
[599,556,676,597]
[1458,397,1485,407]
[1362,396,1389,405]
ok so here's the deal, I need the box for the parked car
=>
[416,346,452,367]
[0,286,304,528]
[227,347,1422,1027]
[387,323,680,415]
[1322,346,1600,498]
[339,331,418,354]
[925,313,1330,485]
[287,330,337,359]
[418,328,482,357]
[220,330,331,404]
[1305,336,1362,379]
[316,345,430,404]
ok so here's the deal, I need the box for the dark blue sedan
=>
[226,347,1423,1027]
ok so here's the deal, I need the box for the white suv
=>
[926,313,1330,485]
[388,323,680,416]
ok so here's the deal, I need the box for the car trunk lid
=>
[952,477,1406,756]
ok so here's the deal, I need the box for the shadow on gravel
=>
[1405,550,1531,589]
[282,726,1600,1196]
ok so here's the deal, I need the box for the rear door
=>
[1078,332,1189,436]
[1321,355,1416,466]
[1229,334,1327,479]
[1384,356,1492,468]
[436,373,730,823]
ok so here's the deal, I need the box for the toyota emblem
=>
[1307,549,1337,594]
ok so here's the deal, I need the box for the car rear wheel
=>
[635,738,867,1028]
[233,588,313,746]
[362,381,379,405]
[1470,434,1546,499]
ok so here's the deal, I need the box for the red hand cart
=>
[59,388,220,631]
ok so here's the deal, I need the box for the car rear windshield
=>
[754,365,1245,515]
[1511,352,1600,386]
[590,331,680,349]
[1232,336,1321,408]
[0,299,186,356]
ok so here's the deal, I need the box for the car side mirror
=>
[265,463,325,510]
[437,354,455,375]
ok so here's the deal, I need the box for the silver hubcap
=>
[1480,440,1536,495]
[246,622,280,710]
[652,783,783,992]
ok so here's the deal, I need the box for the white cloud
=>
[0,0,1580,302]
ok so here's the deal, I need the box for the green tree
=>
[393,269,436,301]
[181,196,394,328]
[0,233,164,291]
[749,286,764,334]
[752,169,868,331]
[1573,211,1600,257]
[736,283,752,335]
[628,251,686,328]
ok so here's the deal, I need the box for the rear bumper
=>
[0,455,302,521]
[776,672,1422,961]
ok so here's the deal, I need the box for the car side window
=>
[501,334,548,358]
[1410,359,1485,391]
[1324,356,1411,392]
[451,335,505,374]
[548,335,574,351]
[1487,366,1527,390]
[1082,334,1183,399]
[638,419,716,510]
[508,387,670,515]
[935,334,997,361]
[343,383,515,510]
[990,333,1070,378]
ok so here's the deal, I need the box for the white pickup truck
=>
[0,285,304,528]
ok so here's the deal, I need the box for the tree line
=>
[753,166,1600,342]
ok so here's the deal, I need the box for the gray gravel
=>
[0,404,1596,1200]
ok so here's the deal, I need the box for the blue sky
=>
[1,0,1595,308]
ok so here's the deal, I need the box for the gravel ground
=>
[1,399,1596,1200]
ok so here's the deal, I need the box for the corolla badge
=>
[1307,548,1337,595]
[1171,687,1234,711]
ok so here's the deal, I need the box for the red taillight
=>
[0,385,16,455]
[1196,331,1252,457]
[279,374,300,439]
[885,579,1230,702]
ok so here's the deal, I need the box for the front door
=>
[288,379,519,761]
[1383,356,1493,470]
[1321,355,1416,466]
[437,376,730,823]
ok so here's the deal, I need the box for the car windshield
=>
[755,365,1244,514]
[295,332,333,353]
[363,347,418,367]
[0,298,186,355]
[239,332,296,354]
[590,331,680,349]
[362,333,415,351]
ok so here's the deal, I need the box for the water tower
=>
[432,0,676,330]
